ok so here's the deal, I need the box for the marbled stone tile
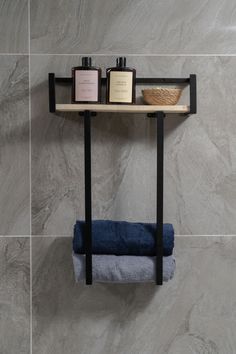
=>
[31,55,236,235]
[32,236,236,354]
[30,0,236,54]
[0,56,30,235]
[0,237,30,354]
[0,0,28,53]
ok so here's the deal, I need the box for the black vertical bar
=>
[189,74,197,114]
[84,110,92,285]
[48,73,56,113]
[156,111,164,285]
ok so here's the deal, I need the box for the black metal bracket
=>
[81,109,165,285]
[155,111,165,285]
[145,111,165,285]
[84,110,92,285]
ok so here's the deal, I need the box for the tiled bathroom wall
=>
[1,0,236,353]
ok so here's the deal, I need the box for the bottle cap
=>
[116,57,126,67]
[82,57,92,67]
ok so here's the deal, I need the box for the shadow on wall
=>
[32,237,159,328]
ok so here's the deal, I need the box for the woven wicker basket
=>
[142,88,182,105]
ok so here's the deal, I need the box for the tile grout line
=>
[28,0,32,353]
[1,53,236,57]
[29,234,236,238]
[0,235,31,237]
[27,53,236,57]
[1,234,236,237]
[0,53,29,55]
[180,235,236,237]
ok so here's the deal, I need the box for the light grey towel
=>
[72,253,175,283]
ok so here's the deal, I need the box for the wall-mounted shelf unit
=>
[48,74,197,286]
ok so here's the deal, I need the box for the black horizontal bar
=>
[55,77,189,85]
[55,77,72,83]
[136,78,189,84]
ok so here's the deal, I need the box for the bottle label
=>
[109,71,133,103]
[75,70,98,102]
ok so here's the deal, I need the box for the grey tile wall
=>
[30,0,236,54]
[0,237,30,354]
[32,236,236,354]
[0,0,28,53]
[31,55,236,236]
[1,0,236,353]
[0,55,30,235]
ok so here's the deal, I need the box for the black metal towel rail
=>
[48,74,197,285]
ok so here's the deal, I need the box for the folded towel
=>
[72,253,176,283]
[73,220,174,256]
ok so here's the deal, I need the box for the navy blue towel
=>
[73,220,174,256]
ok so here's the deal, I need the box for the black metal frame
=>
[48,74,197,285]
[84,110,92,284]
[156,111,164,284]
[48,74,197,115]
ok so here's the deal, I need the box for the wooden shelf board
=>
[56,104,189,114]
